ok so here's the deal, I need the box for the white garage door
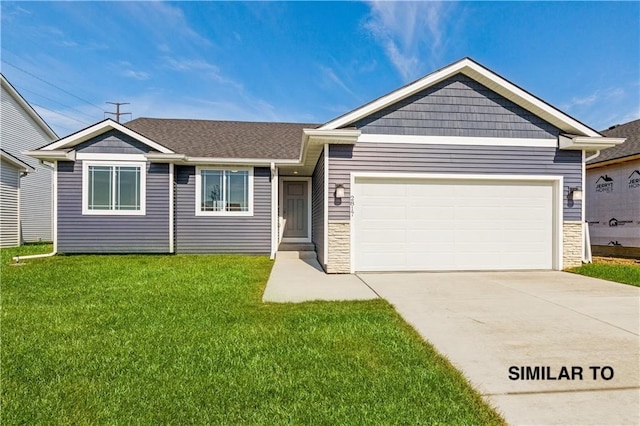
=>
[353,177,556,271]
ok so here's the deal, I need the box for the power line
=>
[14,85,100,121]
[30,103,92,126]
[2,59,106,113]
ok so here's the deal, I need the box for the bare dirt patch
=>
[593,256,640,266]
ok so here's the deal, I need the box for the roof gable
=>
[1,74,58,140]
[40,119,174,154]
[0,148,34,172]
[352,73,561,139]
[320,57,600,137]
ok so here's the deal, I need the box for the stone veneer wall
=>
[563,221,583,268]
[326,221,350,273]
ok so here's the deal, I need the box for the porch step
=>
[278,242,316,252]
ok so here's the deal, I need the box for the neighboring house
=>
[586,119,639,258]
[26,58,624,272]
[1,149,34,247]
[1,74,58,242]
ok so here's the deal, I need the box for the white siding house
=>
[1,149,34,247]
[1,74,57,242]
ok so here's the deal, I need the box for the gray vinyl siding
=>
[352,74,561,139]
[175,166,271,254]
[0,160,21,247]
[75,129,153,154]
[311,149,325,266]
[1,84,55,242]
[57,161,170,253]
[328,143,581,221]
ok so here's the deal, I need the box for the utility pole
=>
[105,102,132,123]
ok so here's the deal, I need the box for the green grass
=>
[1,250,503,425]
[570,261,640,287]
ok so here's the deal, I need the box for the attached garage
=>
[351,174,562,272]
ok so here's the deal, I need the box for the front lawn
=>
[570,257,640,287]
[1,249,503,424]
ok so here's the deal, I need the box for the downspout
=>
[581,151,600,263]
[270,162,277,259]
[13,160,58,263]
[585,151,600,163]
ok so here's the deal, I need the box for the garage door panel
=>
[354,177,556,272]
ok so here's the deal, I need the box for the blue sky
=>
[1,1,638,137]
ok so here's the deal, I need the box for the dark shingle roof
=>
[124,118,319,160]
[589,119,640,164]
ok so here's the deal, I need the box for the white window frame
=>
[195,166,254,217]
[82,160,147,216]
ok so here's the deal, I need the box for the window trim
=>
[82,160,147,216]
[195,166,254,217]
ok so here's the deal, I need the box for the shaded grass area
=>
[1,242,53,265]
[570,260,640,287]
[2,251,503,424]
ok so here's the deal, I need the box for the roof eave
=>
[24,149,76,162]
[559,135,626,151]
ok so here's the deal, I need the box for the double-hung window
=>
[82,161,146,215]
[195,167,253,216]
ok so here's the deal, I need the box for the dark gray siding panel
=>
[75,129,152,154]
[328,143,581,221]
[175,166,271,254]
[311,149,325,266]
[57,161,170,253]
[352,75,561,139]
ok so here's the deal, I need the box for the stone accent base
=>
[326,221,350,273]
[563,221,583,269]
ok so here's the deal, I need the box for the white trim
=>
[0,150,34,172]
[559,134,625,150]
[320,58,600,137]
[279,177,312,243]
[43,119,174,154]
[349,172,564,273]
[186,156,298,166]
[581,150,585,262]
[81,160,147,216]
[323,144,329,268]
[169,163,174,253]
[357,134,558,148]
[194,166,254,217]
[53,161,58,252]
[76,153,148,161]
[270,163,278,259]
[23,149,75,162]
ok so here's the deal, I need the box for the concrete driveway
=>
[359,271,640,425]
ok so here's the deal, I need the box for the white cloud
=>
[319,65,360,100]
[364,1,453,81]
[122,70,150,80]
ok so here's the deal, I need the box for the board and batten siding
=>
[175,166,271,254]
[328,143,582,221]
[0,159,21,247]
[311,148,325,265]
[351,74,561,139]
[1,83,55,242]
[57,161,170,253]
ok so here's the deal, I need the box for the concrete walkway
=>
[360,271,640,426]
[262,252,377,302]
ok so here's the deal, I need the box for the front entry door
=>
[283,180,309,240]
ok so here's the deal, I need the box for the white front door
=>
[353,176,557,272]
[282,179,310,241]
